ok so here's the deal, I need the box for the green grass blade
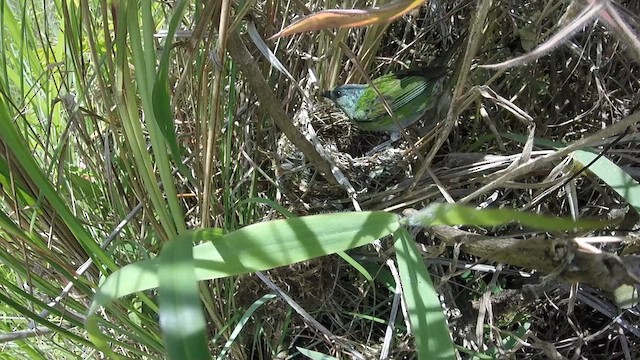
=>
[504,133,640,213]
[394,227,455,360]
[86,212,400,353]
[404,203,609,230]
[0,90,116,274]
[571,149,640,214]
[159,236,210,360]
[217,294,277,359]
[153,0,191,178]
[296,347,340,360]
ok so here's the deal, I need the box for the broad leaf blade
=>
[159,237,209,360]
[86,212,400,354]
[394,227,455,359]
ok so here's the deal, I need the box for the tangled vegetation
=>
[0,0,639,359]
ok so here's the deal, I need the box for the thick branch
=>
[226,30,337,185]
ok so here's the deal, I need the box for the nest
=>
[275,100,427,212]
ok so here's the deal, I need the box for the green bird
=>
[322,67,448,133]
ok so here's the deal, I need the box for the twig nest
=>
[275,103,415,209]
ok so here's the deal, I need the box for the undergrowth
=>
[0,0,639,359]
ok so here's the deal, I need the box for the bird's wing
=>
[350,75,394,122]
[354,75,429,121]
[389,75,430,110]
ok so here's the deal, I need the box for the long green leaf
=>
[404,202,609,230]
[152,0,192,180]
[394,227,455,359]
[159,236,210,360]
[86,212,400,355]
[571,149,640,214]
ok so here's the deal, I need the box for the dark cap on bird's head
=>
[320,90,333,99]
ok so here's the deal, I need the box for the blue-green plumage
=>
[322,67,447,132]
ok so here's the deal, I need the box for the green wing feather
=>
[345,67,446,131]
[351,75,428,127]
[389,75,429,110]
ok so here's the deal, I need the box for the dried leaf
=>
[269,0,425,40]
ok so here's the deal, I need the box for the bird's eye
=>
[336,90,342,97]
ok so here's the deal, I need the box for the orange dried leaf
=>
[269,0,426,40]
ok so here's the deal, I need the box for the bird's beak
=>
[320,90,332,99]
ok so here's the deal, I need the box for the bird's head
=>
[321,84,367,119]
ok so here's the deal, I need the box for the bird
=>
[322,66,448,134]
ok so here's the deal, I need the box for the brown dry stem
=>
[226,30,338,185]
[430,225,640,295]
